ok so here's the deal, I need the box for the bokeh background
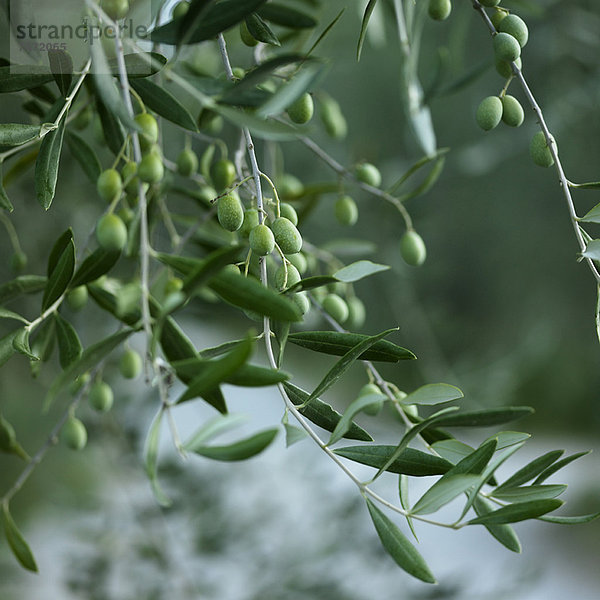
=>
[1,0,599,598]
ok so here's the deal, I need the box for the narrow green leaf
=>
[198,337,261,359]
[431,439,474,464]
[473,496,522,553]
[183,413,247,450]
[223,54,305,94]
[66,131,102,184]
[333,260,390,283]
[397,157,446,203]
[403,383,463,406]
[215,104,299,141]
[496,450,564,491]
[182,246,243,294]
[366,499,436,584]
[444,439,498,477]
[539,511,600,525]
[283,382,372,442]
[106,52,168,78]
[0,330,19,367]
[582,239,600,261]
[287,331,416,362]
[492,484,567,503]
[485,431,531,451]
[96,95,125,155]
[334,445,453,476]
[328,393,386,446]
[0,165,13,211]
[0,275,47,305]
[429,406,535,429]
[46,228,73,276]
[307,328,398,407]
[178,0,217,47]
[54,313,82,369]
[0,65,54,93]
[257,4,317,29]
[12,328,38,361]
[0,414,29,460]
[1,503,38,572]
[71,248,120,287]
[286,275,337,293]
[0,307,29,324]
[412,474,480,515]
[130,79,198,132]
[246,12,280,46]
[0,124,42,147]
[208,270,302,322]
[398,474,418,540]
[283,422,307,447]
[306,9,345,58]
[189,428,278,461]
[44,328,134,410]
[177,336,254,404]
[357,0,378,61]
[30,317,56,367]
[468,499,564,525]
[159,315,200,362]
[42,238,75,310]
[144,409,172,507]
[579,203,600,223]
[533,451,591,485]
[571,181,600,192]
[47,50,73,98]
[35,118,66,209]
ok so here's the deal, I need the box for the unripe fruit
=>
[277,174,303,199]
[164,277,184,296]
[222,264,241,277]
[501,95,524,127]
[271,217,303,255]
[476,96,503,131]
[119,348,143,379]
[196,185,218,206]
[217,193,244,232]
[211,159,236,191]
[293,291,310,315]
[495,56,521,78]
[138,153,164,184]
[68,373,90,396]
[322,294,349,324]
[335,195,358,226]
[275,263,301,290]
[428,0,452,21]
[198,109,223,134]
[347,296,366,329]
[400,230,427,267]
[490,9,507,29]
[10,251,27,273]
[287,252,308,274]
[96,213,128,251]
[240,21,258,46]
[88,381,114,412]
[61,417,87,451]
[479,0,500,6]
[320,96,347,139]
[67,285,88,311]
[249,224,275,256]
[97,168,123,203]
[241,208,260,237]
[279,203,298,226]
[287,93,314,124]
[530,131,555,168]
[118,206,134,225]
[121,161,147,196]
[359,383,384,416]
[172,0,190,19]
[493,32,521,62]
[176,149,198,177]
[134,113,159,152]
[232,67,245,80]
[354,162,382,187]
[498,14,528,48]
[101,0,129,20]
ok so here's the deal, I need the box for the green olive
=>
[530,131,555,168]
[320,96,347,140]
[493,32,521,62]
[354,162,382,187]
[479,0,501,6]
[138,153,164,184]
[249,224,275,256]
[240,20,258,46]
[293,291,310,315]
[88,381,114,412]
[241,208,260,237]
[196,185,218,206]
[490,9,508,29]
[10,251,27,273]
[211,159,236,191]
[275,263,301,290]
[67,285,88,311]
[400,230,427,267]
[134,113,159,152]
[498,14,528,47]
[101,0,129,20]
[121,161,148,196]
[176,149,199,177]
[476,96,503,131]
[287,252,308,274]
[279,203,298,226]
[358,383,384,416]
[428,0,452,21]
[164,277,184,296]
[198,109,224,134]
[172,0,190,19]
[217,193,244,232]
[96,168,123,203]
[495,56,522,78]
[119,348,143,379]
[335,195,358,226]
[277,174,304,199]
[346,296,366,329]
[322,294,349,324]
[501,95,524,127]
[271,217,303,255]
[96,213,128,251]
[287,93,314,125]
[61,417,87,451]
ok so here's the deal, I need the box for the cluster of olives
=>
[60,347,142,451]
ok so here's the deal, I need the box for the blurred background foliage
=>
[1,0,600,597]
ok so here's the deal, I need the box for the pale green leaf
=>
[189,428,278,461]
[333,260,390,283]
[2,503,38,572]
[412,474,480,515]
[403,383,463,406]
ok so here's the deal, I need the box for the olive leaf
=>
[2,503,38,572]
